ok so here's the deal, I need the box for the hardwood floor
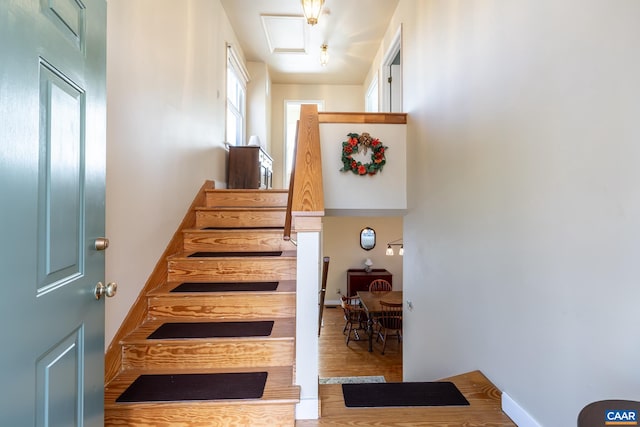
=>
[297,305,516,426]
[317,305,402,381]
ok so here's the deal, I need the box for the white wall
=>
[105,0,241,346]
[247,61,271,151]
[320,123,406,213]
[270,84,365,188]
[378,1,640,426]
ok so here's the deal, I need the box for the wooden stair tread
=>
[205,189,288,194]
[122,317,295,343]
[182,227,289,234]
[148,280,297,296]
[147,295,296,320]
[195,206,286,212]
[317,371,513,425]
[204,189,289,213]
[168,250,297,260]
[105,366,300,407]
[436,370,505,409]
[181,229,298,259]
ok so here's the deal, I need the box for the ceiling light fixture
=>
[320,44,329,66]
[301,0,324,26]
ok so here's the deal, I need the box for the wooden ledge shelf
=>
[318,112,407,124]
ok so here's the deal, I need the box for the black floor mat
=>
[116,372,268,402]
[188,251,282,257]
[342,381,470,407]
[147,321,274,339]
[171,282,279,292]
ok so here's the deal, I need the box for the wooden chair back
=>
[341,295,366,345]
[369,279,392,293]
[376,300,402,354]
[341,295,364,322]
[379,300,403,330]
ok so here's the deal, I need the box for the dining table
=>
[356,290,403,352]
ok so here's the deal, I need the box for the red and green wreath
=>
[340,132,388,175]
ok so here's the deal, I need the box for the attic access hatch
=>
[261,15,308,54]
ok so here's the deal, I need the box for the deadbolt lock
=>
[95,237,110,251]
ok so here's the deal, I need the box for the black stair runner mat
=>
[342,381,470,408]
[171,281,279,292]
[188,251,282,257]
[147,320,274,339]
[116,372,268,402]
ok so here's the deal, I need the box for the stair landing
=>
[296,371,515,426]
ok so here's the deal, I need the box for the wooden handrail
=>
[284,104,324,240]
[283,122,298,242]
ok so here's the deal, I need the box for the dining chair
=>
[340,295,367,345]
[369,278,392,293]
[376,300,402,354]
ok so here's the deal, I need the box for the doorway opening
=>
[381,25,403,113]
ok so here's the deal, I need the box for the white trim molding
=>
[502,392,542,427]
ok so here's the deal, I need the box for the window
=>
[226,44,249,145]
[284,100,323,187]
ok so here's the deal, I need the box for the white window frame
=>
[226,44,250,146]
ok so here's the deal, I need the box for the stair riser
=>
[105,404,295,427]
[148,294,296,319]
[196,210,285,228]
[183,231,296,252]
[122,341,294,370]
[206,191,288,208]
[167,258,296,282]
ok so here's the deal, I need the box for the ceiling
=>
[220,0,399,85]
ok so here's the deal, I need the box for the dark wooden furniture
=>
[228,145,273,189]
[346,269,392,296]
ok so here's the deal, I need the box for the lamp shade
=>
[301,0,324,25]
[248,135,260,146]
[386,245,394,256]
[320,44,329,66]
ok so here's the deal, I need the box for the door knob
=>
[95,281,117,300]
[95,237,110,251]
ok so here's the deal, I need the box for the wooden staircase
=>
[105,188,300,426]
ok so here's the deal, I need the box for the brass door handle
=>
[95,281,117,300]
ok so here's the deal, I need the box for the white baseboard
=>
[502,392,542,427]
[295,397,319,420]
[323,299,341,306]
